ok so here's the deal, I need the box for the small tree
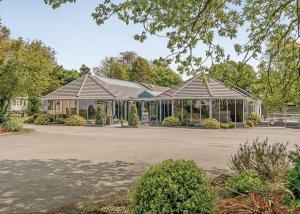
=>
[95,104,106,126]
[27,97,40,116]
[128,103,139,127]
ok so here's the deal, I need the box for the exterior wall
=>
[8,97,28,114]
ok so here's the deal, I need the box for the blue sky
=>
[0,0,258,79]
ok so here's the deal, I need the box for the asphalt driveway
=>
[0,125,299,213]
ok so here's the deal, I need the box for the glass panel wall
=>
[191,100,200,124]
[212,99,220,121]
[174,99,182,121]
[183,100,191,121]
[200,99,209,122]
[220,100,229,123]
[228,99,235,122]
[236,99,244,122]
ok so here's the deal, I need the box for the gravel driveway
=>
[0,125,299,213]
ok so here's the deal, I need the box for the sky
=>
[0,0,258,79]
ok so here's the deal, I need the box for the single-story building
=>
[42,74,261,124]
[8,97,28,115]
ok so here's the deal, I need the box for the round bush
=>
[246,120,254,127]
[162,116,180,127]
[131,160,217,214]
[64,115,86,126]
[225,170,266,194]
[228,122,235,128]
[1,119,23,132]
[248,112,261,126]
[202,118,220,129]
[34,113,50,125]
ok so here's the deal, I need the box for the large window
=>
[212,99,220,121]
[191,100,200,123]
[200,99,209,122]
[174,100,182,120]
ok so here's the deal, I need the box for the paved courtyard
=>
[0,125,299,213]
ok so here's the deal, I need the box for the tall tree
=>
[129,57,153,83]
[59,68,79,85]
[258,40,300,113]
[45,0,300,75]
[152,66,182,87]
[79,64,91,76]
[209,61,258,94]
[120,51,137,67]
[98,57,129,80]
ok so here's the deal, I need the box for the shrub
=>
[128,104,139,127]
[248,112,261,126]
[220,123,229,129]
[230,138,290,180]
[1,119,23,132]
[162,116,180,127]
[131,160,216,214]
[34,113,50,125]
[225,170,266,194]
[202,118,220,129]
[26,97,41,116]
[228,122,235,128]
[95,104,106,126]
[286,153,300,200]
[64,115,86,126]
[246,120,254,127]
[25,113,41,124]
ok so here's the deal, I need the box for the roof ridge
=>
[89,75,116,98]
[44,74,85,98]
[171,74,200,97]
[77,74,88,97]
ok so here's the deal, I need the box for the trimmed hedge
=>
[162,116,180,127]
[131,160,216,214]
[202,118,220,129]
[34,113,50,125]
[64,115,86,126]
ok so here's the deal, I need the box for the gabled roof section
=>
[159,74,248,99]
[44,75,115,100]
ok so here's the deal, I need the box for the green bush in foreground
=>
[1,119,23,132]
[248,112,261,126]
[225,170,266,194]
[128,104,139,127]
[286,153,300,200]
[230,138,290,180]
[246,120,254,127]
[162,116,180,126]
[34,113,50,125]
[64,115,86,126]
[131,160,216,214]
[220,123,229,129]
[202,118,220,129]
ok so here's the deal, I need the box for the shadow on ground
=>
[0,159,146,214]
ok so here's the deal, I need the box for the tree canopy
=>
[79,64,91,76]
[44,0,300,75]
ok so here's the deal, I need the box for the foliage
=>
[24,113,40,124]
[131,160,217,214]
[79,64,91,77]
[45,0,298,76]
[258,41,300,113]
[128,104,139,127]
[162,116,180,127]
[225,170,266,195]
[230,138,290,180]
[34,113,50,125]
[286,153,300,200]
[95,104,106,126]
[220,123,229,129]
[202,118,220,129]
[26,97,40,116]
[248,112,260,126]
[152,65,182,87]
[228,122,235,128]
[209,61,258,94]
[56,66,79,85]
[64,115,86,126]
[246,120,254,128]
[129,57,153,84]
[1,119,23,132]
[218,192,289,214]
[120,119,128,127]
[98,57,129,80]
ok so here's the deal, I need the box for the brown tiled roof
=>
[43,74,169,100]
[159,74,248,99]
